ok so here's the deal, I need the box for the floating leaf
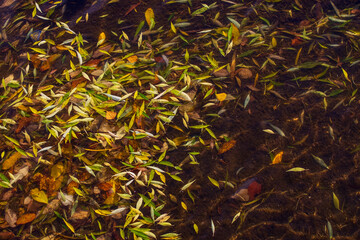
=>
[272,151,283,164]
[30,188,48,204]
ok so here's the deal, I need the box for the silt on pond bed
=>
[0,0,359,239]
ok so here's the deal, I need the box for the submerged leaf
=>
[311,154,329,169]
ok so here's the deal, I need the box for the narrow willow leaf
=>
[286,167,306,172]
[208,176,219,188]
[181,179,196,191]
[311,154,329,169]
[63,219,75,233]
[211,219,215,236]
[333,192,340,210]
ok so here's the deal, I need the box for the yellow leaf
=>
[216,93,227,102]
[63,219,75,233]
[30,188,48,204]
[271,37,277,48]
[97,32,106,46]
[181,201,188,211]
[127,55,138,63]
[145,8,154,27]
[170,22,177,33]
[272,151,283,164]
[2,151,22,170]
[208,176,220,188]
[51,162,64,179]
[94,209,111,216]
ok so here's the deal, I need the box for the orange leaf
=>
[105,111,116,120]
[16,213,36,225]
[145,8,154,27]
[216,93,227,102]
[2,152,22,170]
[127,55,138,63]
[272,151,283,164]
[218,140,236,154]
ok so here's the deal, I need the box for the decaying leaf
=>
[218,140,236,154]
[2,152,22,170]
[5,208,17,228]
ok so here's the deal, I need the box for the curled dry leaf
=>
[42,199,60,215]
[5,208,17,228]
[237,68,253,79]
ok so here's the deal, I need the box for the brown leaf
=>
[0,231,15,239]
[212,69,229,78]
[70,209,90,222]
[2,152,22,170]
[218,140,237,155]
[16,213,35,225]
[237,68,253,80]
